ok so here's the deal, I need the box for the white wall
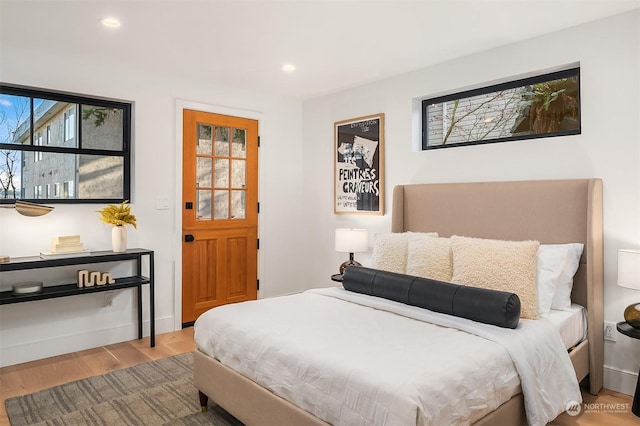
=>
[0,44,307,366]
[301,11,640,395]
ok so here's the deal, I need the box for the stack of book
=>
[40,235,90,259]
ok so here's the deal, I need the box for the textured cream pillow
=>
[406,237,453,282]
[371,232,438,274]
[450,235,540,320]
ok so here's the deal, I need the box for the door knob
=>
[184,234,195,243]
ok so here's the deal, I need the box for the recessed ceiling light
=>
[100,17,121,29]
[281,64,296,72]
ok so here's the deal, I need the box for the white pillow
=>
[538,243,584,312]
[406,237,452,282]
[371,232,438,274]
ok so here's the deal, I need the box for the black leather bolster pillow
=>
[342,266,521,329]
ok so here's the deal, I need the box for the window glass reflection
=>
[81,104,123,150]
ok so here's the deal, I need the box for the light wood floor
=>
[0,328,637,426]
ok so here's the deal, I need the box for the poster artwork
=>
[334,114,384,214]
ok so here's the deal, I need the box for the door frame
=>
[174,99,263,331]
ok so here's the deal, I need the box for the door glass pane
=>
[196,157,212,188]
[214,190,229,219]
[214,158,229,187]
[196,189,212,220]
[232,128,246,158]
[231,159,246,188]
[214,126,229,156]
[231,190,246,219]
[197,124,212,155]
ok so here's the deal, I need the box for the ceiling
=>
[1,0,639,100]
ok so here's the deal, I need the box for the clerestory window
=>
[422,67,580,150]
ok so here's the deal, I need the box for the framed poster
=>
[334,113,384,215]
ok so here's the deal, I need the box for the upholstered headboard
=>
[391,179,603,394]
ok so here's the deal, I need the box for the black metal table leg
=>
[136,256,143,340]
[633,365,640,417]
[149,252,155,347]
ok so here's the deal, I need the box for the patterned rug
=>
[5,352,243,425]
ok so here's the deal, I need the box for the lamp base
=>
[624,303,640,329]
[339,260,362,274]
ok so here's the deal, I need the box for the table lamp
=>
[1,200,54,217]
[335,228,368,274]
[618,249,640,329]
[0,200,54,263]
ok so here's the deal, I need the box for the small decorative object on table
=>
[98,200,137,253]
[40,235,90,259]
[77,270,115,288]
[12,281,43,295]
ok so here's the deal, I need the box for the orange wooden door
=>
[182,110,258,325]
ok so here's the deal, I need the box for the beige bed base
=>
[194,179,604,425]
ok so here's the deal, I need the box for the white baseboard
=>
[0,316,175,368]
[603,364,638,396]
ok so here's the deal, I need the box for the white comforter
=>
[194,287,581,426]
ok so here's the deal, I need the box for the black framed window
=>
[422,67,580,150]
[0,84,131,203]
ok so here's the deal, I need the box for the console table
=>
[0,248,155,347]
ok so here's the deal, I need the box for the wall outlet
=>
[604,321,616,342]
[104,291,115,307]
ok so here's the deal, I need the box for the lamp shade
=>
[1,200,54,217]
[335,228,368,253]
[617,249,640,291]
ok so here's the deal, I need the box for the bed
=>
[193,178,603,425]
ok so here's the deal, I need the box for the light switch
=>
[156,196,170,210]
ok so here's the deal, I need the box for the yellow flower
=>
[97,200,137,228]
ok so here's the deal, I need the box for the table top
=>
[617,321,640,340]
[0,249,153,271]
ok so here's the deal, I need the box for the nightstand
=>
[617,321,640,417]
[330,274,343,283]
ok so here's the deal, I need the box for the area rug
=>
[5,352,242,425]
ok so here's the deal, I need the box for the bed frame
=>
[194,178,604,425]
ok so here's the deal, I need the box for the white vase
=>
[112,226,127,253]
